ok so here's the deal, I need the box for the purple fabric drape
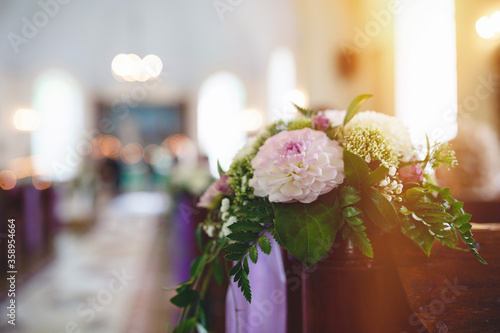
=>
[23,185,43,255]
[225,237,287,333]
[172,193,198,284]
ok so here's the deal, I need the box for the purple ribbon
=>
[225,237,287,333]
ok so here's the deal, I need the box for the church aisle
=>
[0,191,175,333]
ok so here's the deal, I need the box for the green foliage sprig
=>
[224,197,275,303]
[170,232,227,333]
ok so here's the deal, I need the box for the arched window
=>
[31,70,84,181]
[267,47,297,122]
[197,72,246,176]
[395,0,457,145]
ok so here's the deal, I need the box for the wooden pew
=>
[393,223,500,333]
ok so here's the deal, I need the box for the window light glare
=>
[491,11,500,32]
[476,16,495,39]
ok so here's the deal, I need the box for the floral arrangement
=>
[170,95,485,332]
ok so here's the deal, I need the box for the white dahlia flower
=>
[249,128,344,203]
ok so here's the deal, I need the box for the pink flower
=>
[398,163,424,183]
[312,114,330,131]
[215,174,232,195]
[249,128,344,203]
[198,174,232,209]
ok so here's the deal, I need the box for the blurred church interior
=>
[0,0,499,332]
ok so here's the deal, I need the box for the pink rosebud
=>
[398,163,424,183]
[197,174,232,209]
[215,174,232,195]
[312,114,330,131]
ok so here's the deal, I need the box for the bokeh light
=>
[32,174,52,190]
[143,144,170,165]
[0,170,17,190]
[99,135,122,159]
[111,53,163,82]
[240,109,264,132]
[476,16,495,39]
[13,108,41,131]
[162,134,195,157]
[121,143,144,164]
[492,11,500,32]
[9,156,34,179]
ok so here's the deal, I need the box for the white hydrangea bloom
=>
[345,111,415,162]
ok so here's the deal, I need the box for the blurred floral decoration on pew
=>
[169,94,486,332]
[170,159,214,198]
[167,159,214,284]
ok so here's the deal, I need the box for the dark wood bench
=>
[393,223,500,333]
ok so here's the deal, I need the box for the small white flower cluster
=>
[378,176,403,202]
[219,198,237,237]
[201,197,237,238]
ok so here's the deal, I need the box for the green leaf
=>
[258,235,272,255]
[229,221,265,233]
[346,216,363,226]
[363,165,389,186]
[451,201,464,215]
[173,317,197,333]
[340,185,361,207]
[212,257,225,285]
[249,246,258,264]
[270,226,286,248]
[241,270,252,303]
[224,252,245,261]
[349,226,373,258]
[294,103,317,117]
[343,150,370,186]
[400,216,435,256]
[217,160,225,177]
[274,192,342,267]
[227,232,258,243]
[196,323,209,333]
[243,257,250,274]
[199,305,208,329]
[190,256,206,278]
[362,188,399,232]
[405,187,427,202]
[225,242,250,254]
[457,228,487,265]
[229,263,241,276]
[454,213,472,227]
[175,281,193,294]
[343,94,373,126]
[195,225,203,251]
[170,289,200,308]
[342,206,361,218]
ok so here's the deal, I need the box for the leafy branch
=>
[170,236,227,333]
[225,222,274,303]
[339,185,373,257]
[396,183,486,264]
[293,103,318,118]
[223,197,275,303]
